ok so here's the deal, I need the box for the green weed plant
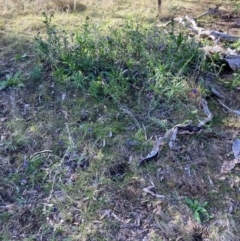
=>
[0,71,25,90]
[186,198,213,223]
[34,14,205,102]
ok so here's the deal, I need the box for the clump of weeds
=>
[34,13,205,103]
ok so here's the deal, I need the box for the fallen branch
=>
[198,98,213,127]
[158,15,240,43]
[207,85,240,115]
[143,185,165,199]
[143,180,166,199]
[218,100,240,116]
[184,16,240,42]
[196,5,221,20]
[198,29,240,42]
[158,15,240,71]
[138,98,212,166]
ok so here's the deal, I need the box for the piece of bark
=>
[224,55,240,71]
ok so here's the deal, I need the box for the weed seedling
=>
[185,198,213,223]
[0,71,25,90]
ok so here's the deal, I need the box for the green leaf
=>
[17,83,25,88]
[0,80,8,90]
[202,201,208,207]
[193,200,199,209]
[194,211,201,223]
[199,207,207,213]
[176,32,183,48]
[195,206,201,212]
[185,198,194,207]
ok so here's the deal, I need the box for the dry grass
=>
[0,0,86,14]
[0,0,227,17]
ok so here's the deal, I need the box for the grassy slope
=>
[1,1,240,241]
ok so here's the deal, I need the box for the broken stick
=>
[196,5,221,20]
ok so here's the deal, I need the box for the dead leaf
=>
[232,139,240,158]
[221,158,240,174]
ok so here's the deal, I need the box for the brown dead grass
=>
[0,0,87,14]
